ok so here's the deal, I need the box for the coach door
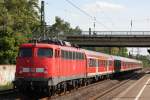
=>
[106,60,109,73]
[96,59,99,75]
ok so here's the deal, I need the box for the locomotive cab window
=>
[19,48,32,57]
[38,48,53,57]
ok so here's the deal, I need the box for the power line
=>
[95,2,115,28]
[65,0,93,19]
[65,0,111,30]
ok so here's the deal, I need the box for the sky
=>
[39,0,150,55]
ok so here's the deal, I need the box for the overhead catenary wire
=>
[65,0,111,31]
[95,2,115,28]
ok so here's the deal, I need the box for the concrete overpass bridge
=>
[60,31,150,47]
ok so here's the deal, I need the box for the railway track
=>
[50,71,144,100]
[0,89,16,95]
[41,79,110,100]
[91,74,142,100]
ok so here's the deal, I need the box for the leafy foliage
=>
[94,47,128,57]
[0,0,40,64]
[136,55,150,67]
[48,16,82,37]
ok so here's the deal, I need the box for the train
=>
[14,39,143,95]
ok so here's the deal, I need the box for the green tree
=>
[118,47,128,57]
[95,47,128,57]
[0,0,40,64]
[137,55,150,67]
[48,16,82,37]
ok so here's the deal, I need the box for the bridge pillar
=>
[89,28,91,36]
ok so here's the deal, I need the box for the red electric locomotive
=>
[14,40,87,93]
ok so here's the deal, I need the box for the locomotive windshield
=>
[19,48,32,57]
[38,48,53,57]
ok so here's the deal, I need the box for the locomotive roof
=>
[20,43,83,52]
[20,43,59,48]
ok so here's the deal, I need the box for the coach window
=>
[103,61,105,66]
[109,61,112,66]
[105,61,108,67]
[38,48,53,57]
[105,61,107,67]
[103,60,105,66]
[101,60,103,66]
[98,60,101,67]
[94,59,96,66]
[89,59,97,67]
[102,61,104,66]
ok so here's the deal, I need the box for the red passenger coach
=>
[112,56,143,73]
[83,49,114,79]
[120,57,142,72]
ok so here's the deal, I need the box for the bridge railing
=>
[34,31,150,40]
[56,31,150,40]
[81,31,150,35]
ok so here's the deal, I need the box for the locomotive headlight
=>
[44,70,48,74]
[22,68,30,72]
[19,70,23,74]
[19,67,23,74]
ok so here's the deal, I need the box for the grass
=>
[0,83,14,91]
